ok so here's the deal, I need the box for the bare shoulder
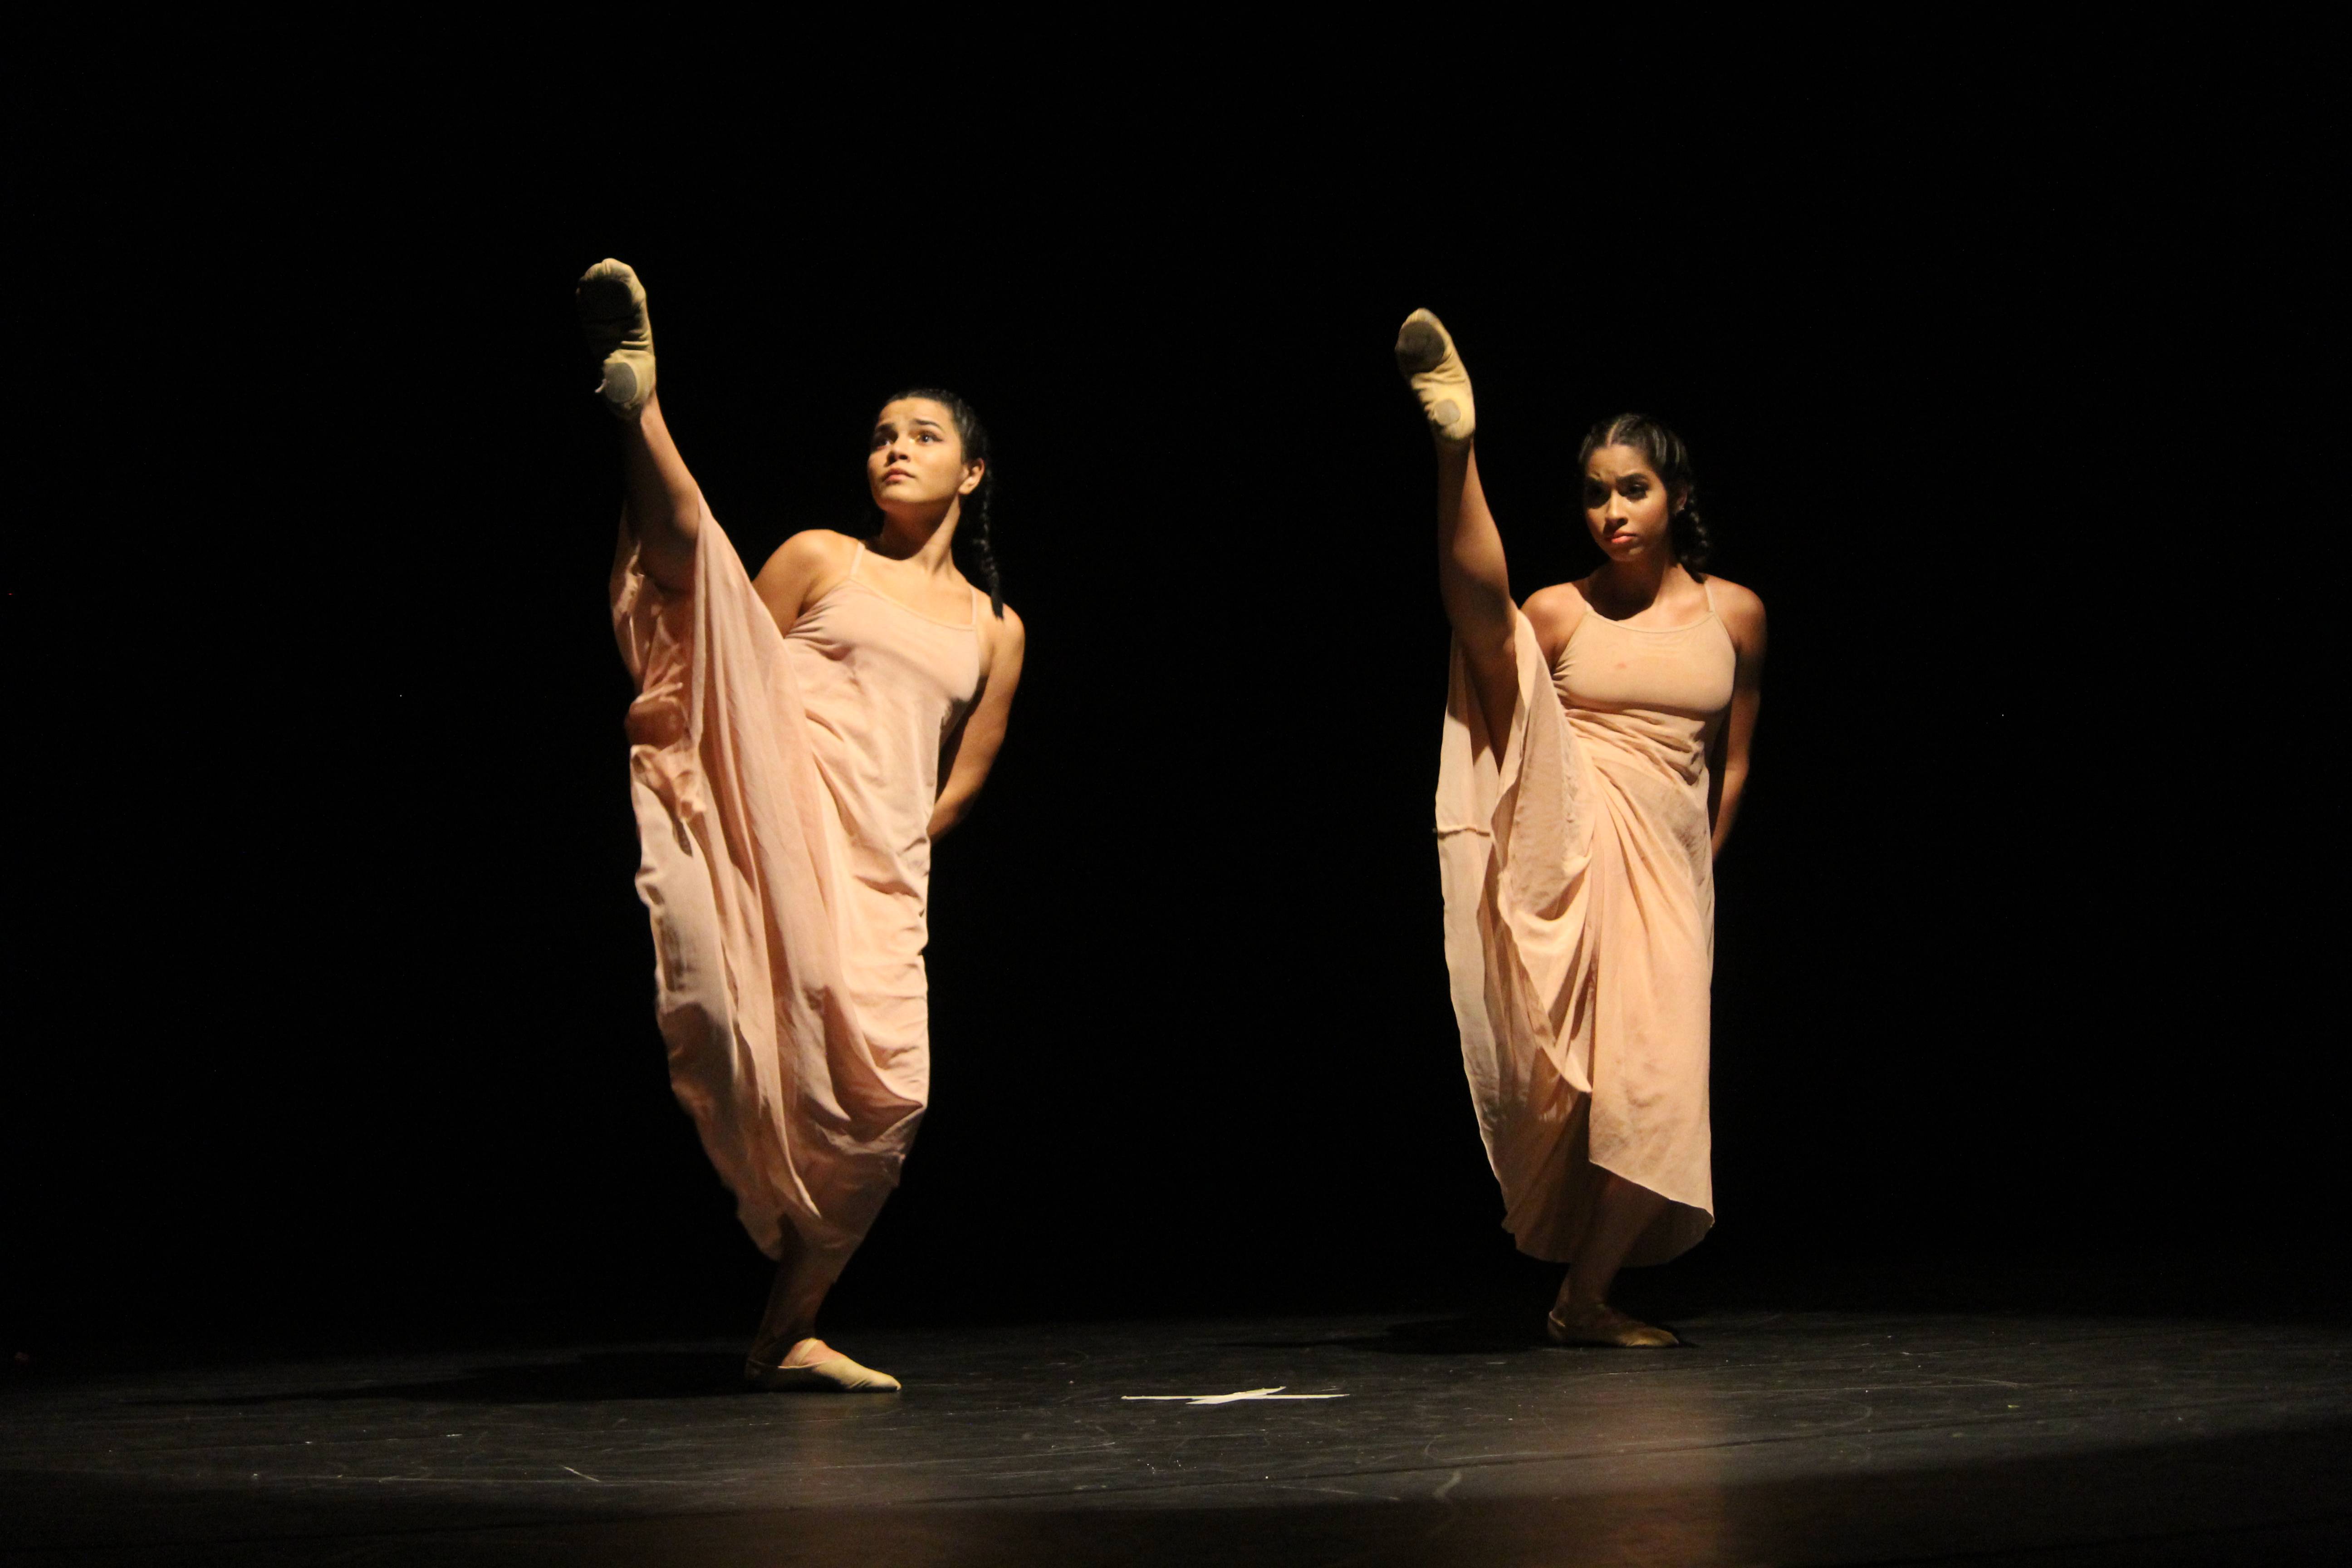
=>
[760,528,861,577]
[1706,574,1767,654]
[1521,580,1590,659]
[982,602,1028,681]
[754,529,862,627]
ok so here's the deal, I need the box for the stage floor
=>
[5,1306,2348,1565]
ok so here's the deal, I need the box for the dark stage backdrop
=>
[10,88,2337,1351]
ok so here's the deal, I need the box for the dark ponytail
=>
[883,386,1004,617]
[1577,412,1712,578]
[962,468,1004,621]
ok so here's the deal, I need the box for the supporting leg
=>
[747,1227,829,1365]
[742,1225,901,1393]
[1549,1173,1680,1348]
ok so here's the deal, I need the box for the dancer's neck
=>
[873,499,963,576]
[1587,554,1681,615]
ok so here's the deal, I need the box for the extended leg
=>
[1399,310,1519,745]
[578,259,700,593]
[615,395,702,593]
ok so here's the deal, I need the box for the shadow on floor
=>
[136,1349,748,1407]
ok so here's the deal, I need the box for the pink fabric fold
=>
[1437,608,1724,1267]
[611,506,925,1271]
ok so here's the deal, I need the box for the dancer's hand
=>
[577,258,657,418]
[1395,308,1475,447]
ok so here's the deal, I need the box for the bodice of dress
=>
[1425,588,1739,1268]
[782,550,982,904]
[1551,602,1737,800]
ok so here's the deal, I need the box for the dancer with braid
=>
[583,260,1025,1391]
[1396,310,1765,1348]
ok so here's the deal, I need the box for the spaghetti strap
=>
[848,540,865,580]
[1701,577,1716,615]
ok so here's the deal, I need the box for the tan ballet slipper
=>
[1546,1302,1680,1349]
[575,257,656,418]
[1393,307,1475,446]
[742,1345,902,1393]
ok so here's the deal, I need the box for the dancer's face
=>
[1583,445,1680,563]
[868,399,984,513]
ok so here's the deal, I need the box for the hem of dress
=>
[1500,1156,1715,1269]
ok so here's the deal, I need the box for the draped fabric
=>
[612,508,977,1278]
[1437,602,1734,1267]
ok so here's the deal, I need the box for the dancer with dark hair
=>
[583,260,1025,1391]
[1397,310,1764,1348]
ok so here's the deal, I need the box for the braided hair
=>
[882,387,1004,618]
[1577,412,1713,578]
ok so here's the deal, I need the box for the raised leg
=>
[578,259,701,593]
[614,395,702,593]
[1397,309,1518,745]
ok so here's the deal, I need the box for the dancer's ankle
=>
[1554,1274,1598,1314]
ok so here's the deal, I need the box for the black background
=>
[10,55,2338,1353]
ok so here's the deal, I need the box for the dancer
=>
[1397,310,1764,1348]
[584,260,1026,1391]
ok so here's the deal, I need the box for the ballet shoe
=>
[1546,1302,1680,1348]
[576,258,656,418]
[1394,307,1475,446]
[742,1349,902,1393]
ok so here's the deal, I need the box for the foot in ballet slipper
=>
[742,1341,902,1392]
[1394,307,1475,446]
[1546,1302,1680,1348]
[576,257,657,418]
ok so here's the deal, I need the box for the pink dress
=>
[612,508,980,1277]
[1437,586,1736,1267]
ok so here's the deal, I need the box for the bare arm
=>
[1708,582,1768,857]
[619,393,703,595]
[930,608,1026,839]
[1438,444,1520,745]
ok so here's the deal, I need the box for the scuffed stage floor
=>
[5,1307,2348,1565]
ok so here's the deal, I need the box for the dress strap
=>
[848,540,865,580]
[1701,577,1717,615]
